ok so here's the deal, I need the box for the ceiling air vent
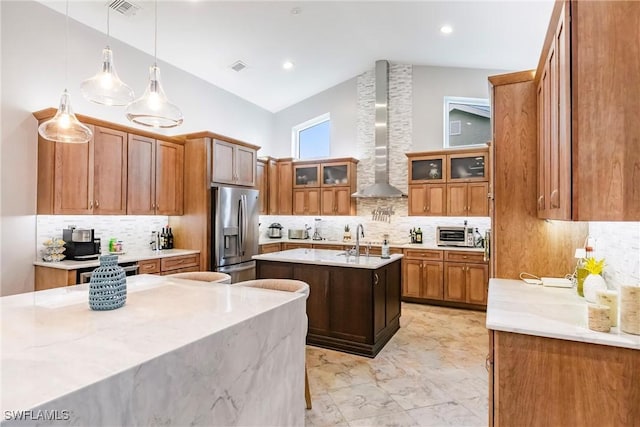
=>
[230,61,248,72]
[107,0,141,16]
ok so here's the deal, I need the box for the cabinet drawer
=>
[312,244,344,250]
[160,265,200,276]
[444,251,486,263]
[138,259,161,274]
[161,254,200,271]
[259,243,282,254]
[404,249,443,260]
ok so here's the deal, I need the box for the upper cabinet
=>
[293,163,320,188]
[127,135,184,216]
[37,124,128,215]
[35,109,185,216]
[211,139,256,187]
[536,1,640,220]
[406,148,489,217]
[256,158,268,214]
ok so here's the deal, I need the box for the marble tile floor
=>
[305,303,489,427]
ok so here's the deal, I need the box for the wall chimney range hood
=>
[352,60,406,198]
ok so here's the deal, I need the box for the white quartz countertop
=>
[253,248,403,269]
[259,238,484,252]
[486,278,639,350]
[1,274,303,413]
[33,249,200,270]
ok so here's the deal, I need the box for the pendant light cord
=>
[106,7,110,46]
[154,0,158,66]
[65,0,69,90]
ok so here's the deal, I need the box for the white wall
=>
[0,1,273,296]
[412,65,505,151]
[271,77,357,158]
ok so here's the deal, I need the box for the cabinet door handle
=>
[537,195,544,209]
[550,190,559,208]
[89,200,93,209]
[485,354,491,372]
[373,273,379,286]
[423,204,426,212]
[426,205,430,212]
[95,200,99,208]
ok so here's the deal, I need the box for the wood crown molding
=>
[488,70,535,87]
[178,131,261,150]
[405,145,489,158]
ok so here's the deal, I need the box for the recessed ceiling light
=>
[440,25,453,34]
[290,7,302,15]
[283,61,295,70]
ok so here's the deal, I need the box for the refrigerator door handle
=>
[241,194,248,255]
[238,197,244,256]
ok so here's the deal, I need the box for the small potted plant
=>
[343,225,351,242]
[582,258,606,302]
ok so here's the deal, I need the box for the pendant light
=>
[38,0,92,143]
[125,0,183,128]
[80,7,134,106]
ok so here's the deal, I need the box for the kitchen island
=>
[486,278,640,427]
[253,248,403,357]
[1,275,306,426]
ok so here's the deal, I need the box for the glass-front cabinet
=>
[321,162,353,186]
[408,154,447,184]
[447,150,487,182]
[293,164,320,187]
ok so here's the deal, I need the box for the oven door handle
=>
[122,264,139,275]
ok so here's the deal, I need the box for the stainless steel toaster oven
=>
[436,226,475,247]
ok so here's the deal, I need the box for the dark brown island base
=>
[253,248,403,357]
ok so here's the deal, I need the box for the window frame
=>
[443,96,490,148]
[291,113,331,159]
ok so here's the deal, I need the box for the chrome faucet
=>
[355,224,365,256]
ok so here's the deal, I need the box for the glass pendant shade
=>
[125,65,183,128]
[81,47,134,106]
[38,90,93,143]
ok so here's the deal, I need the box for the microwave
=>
[436,226,475,247]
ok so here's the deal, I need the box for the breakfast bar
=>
[253,248,403,357]
[1,275,306,426]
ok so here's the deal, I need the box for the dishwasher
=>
[76,261,140,284]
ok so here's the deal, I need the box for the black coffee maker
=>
[62,227,101,260]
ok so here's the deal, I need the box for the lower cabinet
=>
[256,259,402,357]
[403,249,488,308]
[281,242,312,250]
[488,330,640,426]
[259,243,282,254]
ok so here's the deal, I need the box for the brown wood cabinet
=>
[211,139,256,187]
[320,187,353,216]
[401,249,444,300]
[293,189,320,215]
[535,0,640,220]
[443,250,488,306]
[36,124,128,215]
[488,330,640,426]
[293,158,358,216]
[256,258,401,357]
[281,242,312,250]
[256,158,268,214]
[274,160,293,215]
[293,163,321,188]
[259,242,281,254]
[407,148,489,217]
[408,184,446,216]
[127,135,184,216]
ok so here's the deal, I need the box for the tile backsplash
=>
[587,221,640,289]
[36,215,169,259]
[259,214,489,245]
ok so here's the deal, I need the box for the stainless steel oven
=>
[77,261,140,284]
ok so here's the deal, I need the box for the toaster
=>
[288,229,309,239]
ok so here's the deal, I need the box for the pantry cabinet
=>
[211,139,256,187]
[535,0,640,220]
[127,135,184,216]
[407,148,489,217]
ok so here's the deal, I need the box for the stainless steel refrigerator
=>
[210,186,259,283]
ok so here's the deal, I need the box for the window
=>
[443,97,491,148]
[292,113,330,159]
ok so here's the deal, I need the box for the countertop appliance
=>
[210,186,259,283]
[436,226,475,247]
[62,228,101,260]
[288,228,310,240]
[267,223,283,238]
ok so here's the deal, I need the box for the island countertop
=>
[253,248,403,269]
[1,274,306,423]
[486,278,639,350]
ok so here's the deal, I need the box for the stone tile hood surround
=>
[352,60,406,198]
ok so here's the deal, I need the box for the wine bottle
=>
[168,227,174,249]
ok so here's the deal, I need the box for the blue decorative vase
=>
[89,255,127,310]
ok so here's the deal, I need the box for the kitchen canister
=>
[587,303,611,332]
[89,255,127,310]
[620,285,640,335]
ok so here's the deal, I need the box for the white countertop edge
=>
[486,278,639,351]
[33,249,201,270]
[253,249,403,269]
[259,238,484,252]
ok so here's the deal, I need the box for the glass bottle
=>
[381,234,390,259]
